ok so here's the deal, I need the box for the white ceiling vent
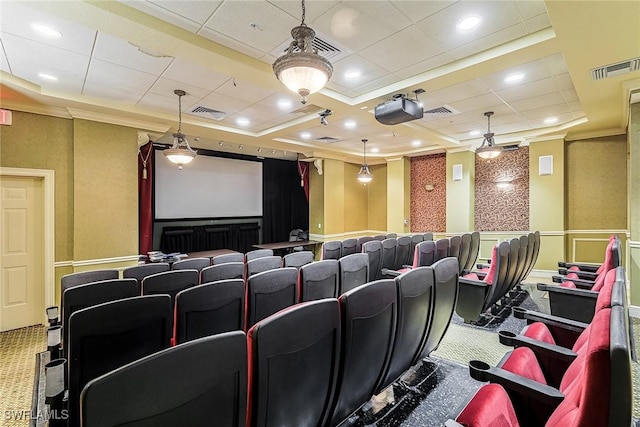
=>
[270,32,350,63]
[423,105,460,115]
[188,105,226,120]
[591,57,640,80]
[315,136,340,143]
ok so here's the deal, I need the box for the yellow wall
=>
[628,102,640,304]
[343,162,368,232]
[322,159,345,235]
[529,139,565,270]
[1,111,74,261]
[386,158,410,233]
[309,164,324,236]
[566,135,627,230]
[368,164,387,231]
[446,151,475,232]
[73,119,139,261]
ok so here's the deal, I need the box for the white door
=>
[0,175,44,331]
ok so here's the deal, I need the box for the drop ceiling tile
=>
[518,103,570,120]
[429,79,491,104]
[310,1,412,52]
[203,1,300,54]
[253,92,302,114]
[524,13,551,33]
[543,53,569,76]
[149,77,211,100]
[495,78,558,103]
[83,82,147,104]
[86,59,158,93]
[480,59,550,92]
[330,54,389,89]
[199,91,253,115]
[267,1,340,23]
[490,113,525,127]
[508,92,566,112]
[393,52,456,80]
[492,122,532,134]
[448,93,504,114]
[448,23,527,60]
[360,26,444,73]
[215,78,276,104]
[525,112,574,128]
[236,103,284,122]
[93,32,173,75]
[137,91,182,112]
[146,1,223,25]
[416,1,522,51]
[513,1,548,20]
[120,1,202,32]
[0,1,96,55]
[572,111,586,120]
[197,27,266,60]
[2,33,89,70]
[351,74,400,96]
[553,73,575,91]
[9,57,85,94]
[161,59,230,91]
[390,1,456,23]
[567,101,582,112]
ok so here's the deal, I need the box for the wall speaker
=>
[539,155,553,176]
[452,164,463,181]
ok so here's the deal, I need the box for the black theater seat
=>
[247,299,341,427]
[81,331,247,427]
[283,250,314,269]
[448,235,462,263]
[341,238,358,256]
[61,269,119,292]
[67,295,172,427]
[394,236,412,269]
[331,279,398,426]
[338,253,369,295]
[123,263,170,285]
[462,231,481,274]
[377,267,435,393]
[246,255,282,277]
[362,240,383,281]
[141,269,199,308]
[298,259,339,302]
[380,238,397,277]
[415,257,459,360]
[173,279,245,344]
[434,238,450,262]
[200,262,244,283]
[212,252,244,265]
[245,267,298,329]
[457,233,472,275]
[321,240,342,260]
[171,257,210,272]
[355,236,373,253]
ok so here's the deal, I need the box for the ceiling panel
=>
[120,1,203,33]
[197,26,266,60]
[85,59,158,96]
[448,23,527,60]
[393,52,457,80]
[161,59,230,92]
[148,77,212,101]
[495,78,559,103]
[214,78,276,104]
[508,92,567,112]
[329,54,389,90]
[428,79,491,104]
[390,0,456,24]
[267,1,340,23]
[93,32,173,75]
[145,0,222,25]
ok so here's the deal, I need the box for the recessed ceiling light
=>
[456,16,481,32]
[38,73,58,81]
[504,73,525,84]
[277,99,292,109]
[412,140,421,147]
[344,120,356,129]
[360,106,368,110]
[344,70,361,79]
[300,132,311,139]
[236,117,250,126]
[544,117,558,124]
[370,147,379,153]
[469,130,482,136]
[31,23,62,38]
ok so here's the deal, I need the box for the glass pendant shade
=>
[357,165,373,183]
[475,111,502,159]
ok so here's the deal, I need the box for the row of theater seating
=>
[449,265,633,427]
[44,258,460,427]
[320,232,434,261]
[456,231,540,324]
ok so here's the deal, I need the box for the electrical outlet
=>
[318,223,322,229]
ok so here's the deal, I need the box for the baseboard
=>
[629,305,640,318]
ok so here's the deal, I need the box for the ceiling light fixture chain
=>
[163,89,197,169]
[301,0,306,25]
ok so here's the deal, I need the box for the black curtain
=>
[262,158,309,243]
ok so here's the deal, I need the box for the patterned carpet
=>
[0,325,46,426]
[0,316,638,425]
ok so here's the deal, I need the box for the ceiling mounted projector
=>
[374,94,424,125]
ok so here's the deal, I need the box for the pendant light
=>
[164,89,196,169]
[272,0,333,104]
[476,111,502,159]
[357,139,373,183]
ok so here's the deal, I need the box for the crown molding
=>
[565,127,626,141]
[67,108,170,133]
[0,101,72,119]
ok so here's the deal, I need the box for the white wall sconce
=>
[425,183,435,192]
[452,164,463,181]
[539,155,553,176]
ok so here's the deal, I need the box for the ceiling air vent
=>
[315,136,340,144]
[423,105,459,115]
[188,105,226,120]
[591,57,640,80]
[271,32,350,62]
[502,144,520,152]
[291,104,323,116]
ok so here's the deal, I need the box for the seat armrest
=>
[535,283,598,300]
[557,261,600,272]
[497,332,578,363]
[512,307,589,334]
[557,269,598,280]
[46,306,60,326]
[444,420,464,427]
[459,277,488,287]
[381,268,401,277]
[468,360,564,407]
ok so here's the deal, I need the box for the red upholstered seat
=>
[462,245,497,284]
[456,384,520,427]
[500,347,547,384]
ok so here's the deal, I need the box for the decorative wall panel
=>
[475,147,529,231]
[410,153,446,232]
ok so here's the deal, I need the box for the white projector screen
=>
[155,152,263,219]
